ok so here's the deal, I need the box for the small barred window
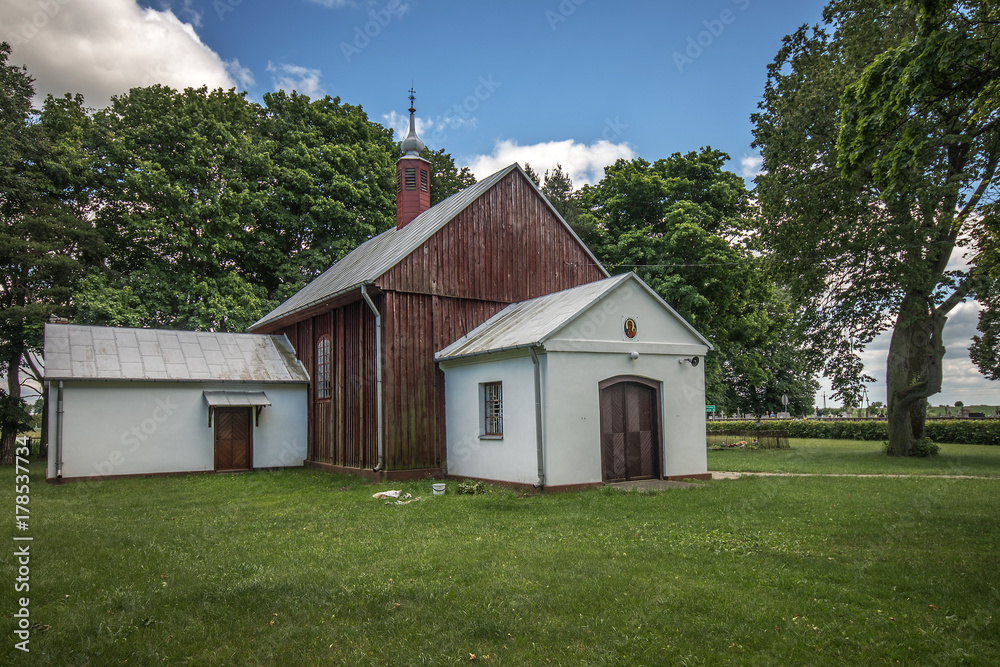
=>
[483,382,503,437]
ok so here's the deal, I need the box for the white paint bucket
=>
[432,483,446,495]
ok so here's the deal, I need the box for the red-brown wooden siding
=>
[264,169,605,473]
[277,299,379,468]
[375,170,603,301]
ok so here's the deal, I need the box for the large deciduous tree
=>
[579,149,816,414]
[753,0,1000,455]
[1,43,101,463]
[77,86,398,330]
[419,146,476,206]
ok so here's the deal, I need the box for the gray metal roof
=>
[249,163,608,331]
[203,390,272,407]
[435,273,713,361]
[43,324,310,383]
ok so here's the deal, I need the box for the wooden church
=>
[248,99,607,480]
[249,99,712,488]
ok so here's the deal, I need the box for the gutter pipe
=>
[361,285,385,474]
[529,347,545,489]
[55,381,64,479]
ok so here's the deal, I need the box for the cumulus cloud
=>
[382,110,475,145]
[464,138,636,187]
[266,62,325,99]
[225,59,255,90]
[0,0,241,108]
[739,154,763,179]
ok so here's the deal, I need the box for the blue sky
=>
[2,0,998,408]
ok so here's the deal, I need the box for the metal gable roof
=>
[43,324,310,383]
[249,163,608,331]
[435,273,713,361]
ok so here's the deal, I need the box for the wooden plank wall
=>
[376,169,606,471]
[279,299,379,469]
[382,293,507,470]
[376,169,605,301]
[274,168,605,473]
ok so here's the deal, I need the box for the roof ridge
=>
[249,163,534,331]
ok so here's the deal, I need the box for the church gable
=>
[375,166,606,302]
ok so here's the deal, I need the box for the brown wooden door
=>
[600,380,660,482]
[214,408,252,472]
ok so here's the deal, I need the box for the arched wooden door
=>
[599,377,661,482]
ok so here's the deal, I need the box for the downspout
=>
[55,381,64,479]
[361,285,385,473]
[529,347,545,489]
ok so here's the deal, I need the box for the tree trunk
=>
[0,346,25,466]
[885,294,946,456]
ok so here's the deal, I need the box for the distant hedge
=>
[706,419,1000,446]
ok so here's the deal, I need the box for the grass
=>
[708,438,1000,476]
[3,455,999,665]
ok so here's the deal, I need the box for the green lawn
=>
[3,461,999,665]
[709,438,1000,476]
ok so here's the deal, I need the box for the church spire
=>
[395,88,431,229]
[400,87,425,156]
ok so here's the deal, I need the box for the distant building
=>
[44,325,308,481]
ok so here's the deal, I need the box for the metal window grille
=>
[317,337,331,399]
[420,168,429,192]
[396,170,402,193]
[484,382,503,436]
[404,167,416,190]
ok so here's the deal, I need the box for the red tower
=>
[396,89,431,229]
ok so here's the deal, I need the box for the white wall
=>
[441,352,540,486]
[439,277,710,488]
[543,350,708,487]
[47,382,307,479]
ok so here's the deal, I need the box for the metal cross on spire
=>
[408,85,416,113]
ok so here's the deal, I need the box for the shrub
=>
[708,419,1000,446]
[456,479,490,495]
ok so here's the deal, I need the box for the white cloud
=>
[225,59,255,89]
[382,110,475,144]
[464,138,636,187]
[0,0,240,108]
[267,61,325,99]
[739,154,763,179]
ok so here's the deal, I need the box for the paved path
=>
[608,479,705,491]
[711,471,999,480]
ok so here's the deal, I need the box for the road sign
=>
[706,405,716,413]
[781,394,789,406]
